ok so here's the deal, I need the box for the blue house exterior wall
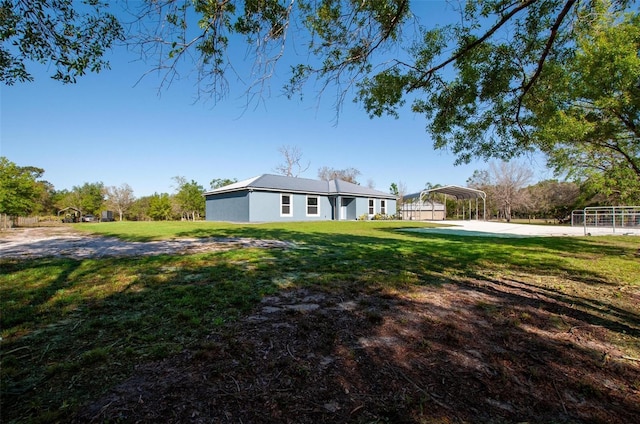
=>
[204,175,397,223]
[205,191,397,222]
[353,197,397,218]
[248,191,334,222]
[205,191,249,222]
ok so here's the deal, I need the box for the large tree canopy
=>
[0,156,46,215]
[1,0,123,84]
[3,0,638,198]
[529,6,640,203]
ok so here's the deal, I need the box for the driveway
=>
[415,220,640,237]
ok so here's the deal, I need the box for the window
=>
[307,196,319,216]
[281,194,292,216]
[369,199,374,215]
[381,200,386,215]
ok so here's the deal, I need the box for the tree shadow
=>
[3,223,639,422]
[73,285,640,423]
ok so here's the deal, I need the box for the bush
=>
[371,213,397,220]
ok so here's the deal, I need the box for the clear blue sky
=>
[1,1,550,198]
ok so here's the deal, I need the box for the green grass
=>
[2,220,639,422]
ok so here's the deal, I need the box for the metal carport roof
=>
[422,185,486,200]
[419,185,486,220]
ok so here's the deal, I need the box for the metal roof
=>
[421,185,486,200]
[203,174,396,199]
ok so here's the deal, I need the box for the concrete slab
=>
[413,220,640,237]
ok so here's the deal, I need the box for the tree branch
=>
[408,0,539,92]
[515,0,577,129]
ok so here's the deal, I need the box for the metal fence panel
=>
[571,206,640,235]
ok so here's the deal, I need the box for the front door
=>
[341,198,354,220]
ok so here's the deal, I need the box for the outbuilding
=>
[400,193,446,220]
[204,174,397,222]
[402,185,486,221]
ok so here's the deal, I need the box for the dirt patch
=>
[0,226,295,259]
[75,284,640,423]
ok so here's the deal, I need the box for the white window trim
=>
[381,199,386,215]
[368,198,375,215]
[306,195,320,216]
[280,193,293,217]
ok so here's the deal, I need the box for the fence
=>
[1,215,60,230]
[571,206,640,235]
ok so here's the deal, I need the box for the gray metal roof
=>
[410,185,486,200]
[203,174,396,199]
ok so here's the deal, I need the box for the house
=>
[204,174,397,222]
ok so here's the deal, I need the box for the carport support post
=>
[483,196,486,220]
[475,198,479,221]
[444,194,447,220]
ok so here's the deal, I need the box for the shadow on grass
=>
[2,222,639,422]
[74,283,640,423]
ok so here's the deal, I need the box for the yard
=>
[1,221,639,423]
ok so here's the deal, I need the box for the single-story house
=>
[400,192,445,220]
[204,174,397,222]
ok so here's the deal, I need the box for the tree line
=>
[465,162,582,223]
[0,157,224,221]
[391,159,637,224]
[3,153,634,224]
[0,146,374,221]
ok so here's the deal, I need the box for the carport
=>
[58,207,82,223]
[421,185,486,220]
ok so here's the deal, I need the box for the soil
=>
[72,283,640,424]
[0,226,294,259]
[3,227,639,423]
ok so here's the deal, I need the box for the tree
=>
[528,8,640,204]
[0,157,46,215]
[74,182,105,215]
[390,181,407,214]
[54,182,105,215]
[527,180,580,223]
[106,183,135,221]
[1,0,123,84]
[173,176,204,221]
[32,180,57,216]
[318,167,360,184]
[490,162,533,222]
[128,196,153,221]
[467,170,499,220]
[8,0,637,194]
[148,193,173,221]
[210,178,238,190]
[469,162,533,222]
[275,145,309,178]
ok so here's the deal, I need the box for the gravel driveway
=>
[0,226,294,260]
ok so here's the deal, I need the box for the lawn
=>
[1,221,639,423]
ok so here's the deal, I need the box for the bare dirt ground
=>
[0,226,294,259]
[74,284,640,424]
[3,227,640,423]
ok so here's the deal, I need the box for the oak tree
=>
[1,0,123,84]
[106,183,136,221]
[317,166,360,184]
[0,157,46,215]
[5,0,637,198]
[275,145,310,178]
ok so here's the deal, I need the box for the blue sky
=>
[1,1,550,198]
